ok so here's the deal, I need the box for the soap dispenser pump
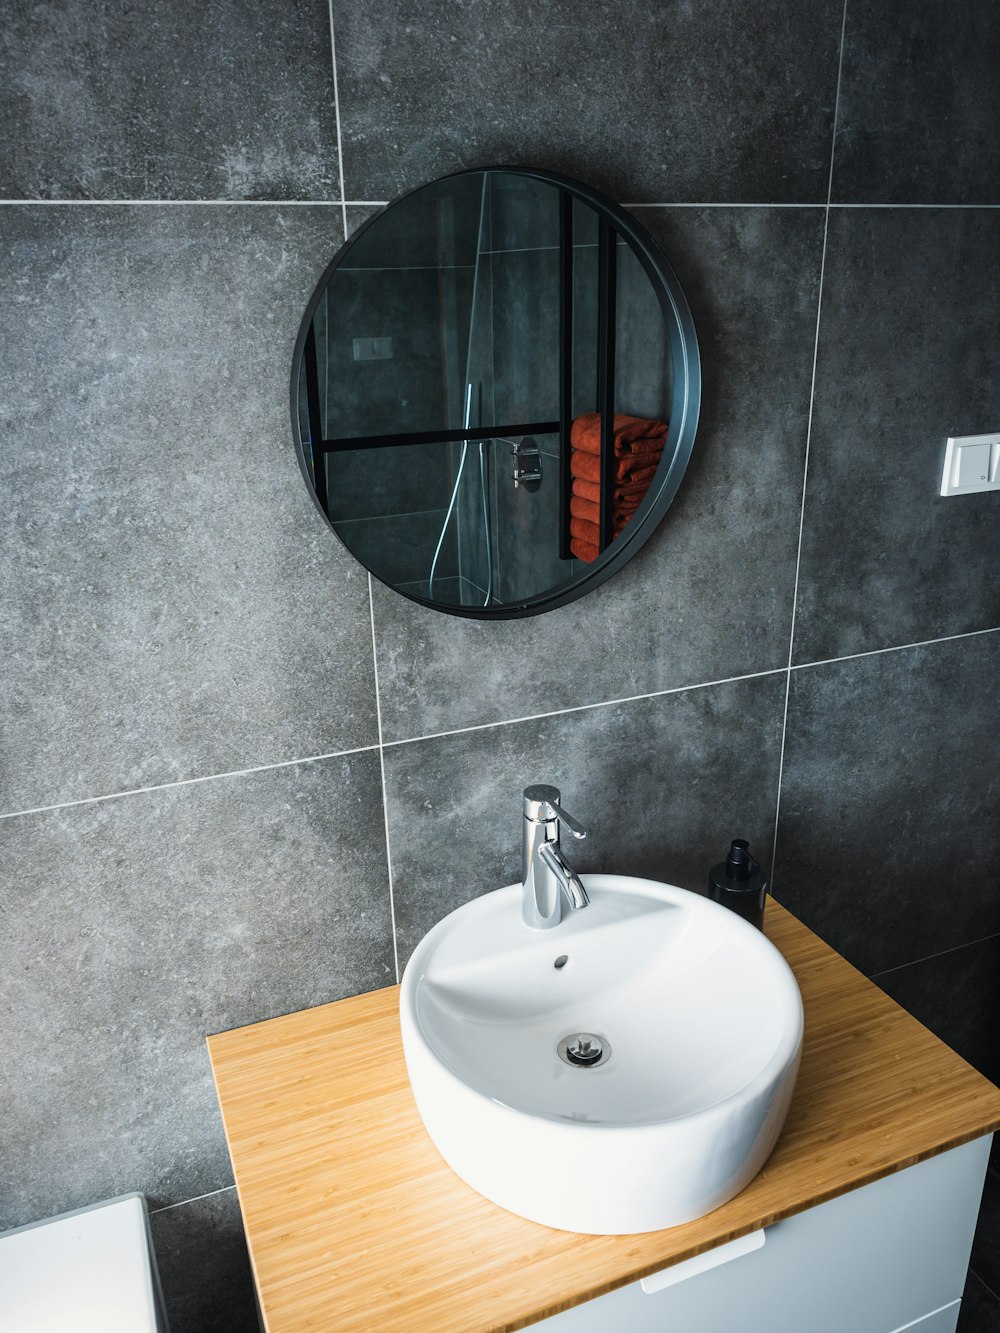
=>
[708,838,767,929]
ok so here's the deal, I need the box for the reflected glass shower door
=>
[476,173,569,604]
[313,173,491,607]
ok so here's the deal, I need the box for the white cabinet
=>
[540,1135,991,1333]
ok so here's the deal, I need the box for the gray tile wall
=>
[2,1,997,1330]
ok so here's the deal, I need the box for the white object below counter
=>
[539,1135,990,1333]
[0,1193,168,1333]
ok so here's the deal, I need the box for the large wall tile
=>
[0,750,393,1230]
[874,935,1000,1087]
[370,207,822,740]
[970,1160,1000,1311]
[833,0,1000,204]
[775,633,1000,976]
[383,671,786,968]
[150,1189,257,1333]
[0,206,376,813]
[332,0,841,204]
[793,208,1000,663]
[959,1274,1000,1333]
[0,0,341,199]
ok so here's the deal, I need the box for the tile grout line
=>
[0,199,352,206]
[148,1183,235,1216]
[0,744,382,824]
[969,1269,1000,1305]
[791,623,1000,673]
[368,574,400,984]
[0,668,784,824]
[829,201,1000,210]
[868,929,1000,980]
[326,0,348,238]
[628,202,1000,210]
[337,504,455,525]
[625,202,822,209]
[379,666,789,752]
[3,622,997,826]
[769,0,849,888]
[1,200,998,209]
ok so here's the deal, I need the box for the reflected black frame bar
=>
[558,191,574,561]
[302,324,328,513]
[314,420,560,454]
[596,217,617,552]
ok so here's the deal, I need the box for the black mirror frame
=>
[289,165,701,619]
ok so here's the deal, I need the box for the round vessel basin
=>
[400,875,803,1235]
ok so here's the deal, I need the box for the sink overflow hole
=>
[558,1032,612,1069]
[554,955,569,969]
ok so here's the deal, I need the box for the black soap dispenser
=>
[708,839,767,929]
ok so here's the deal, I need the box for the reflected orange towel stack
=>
[569,412,668,562]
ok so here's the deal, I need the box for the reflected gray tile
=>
[0,751,393,1229]
[489,435,584,606]
[325,441,454,523]
[372,207,823,740]
[614,240,673,423]
[794,208,1000,663]
[334,509,456,586]
[151,1189,258,1333]
[384,672,785,968]
[833,0,1000,204]
[490,248,561,424]
[396,575,462,601]
[0,206,377,812]
[775,633,1000,976]
[332,0,841,204]
[313,265,474,440]
[341,172,483,266]
[0,0,340,199]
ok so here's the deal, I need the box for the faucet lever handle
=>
[522,785,587,839]
[555,806,587,840]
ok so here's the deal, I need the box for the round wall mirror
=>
[291,167,700,618]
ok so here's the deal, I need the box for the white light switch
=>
[940,433,1000,496]
[956,443,991,487]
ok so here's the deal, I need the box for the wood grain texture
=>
[207,902,1000,1333]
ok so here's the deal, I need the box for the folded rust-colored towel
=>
[571,511,629,539]
[568,411,668,564]
[571,494,640,527]
[570,534,601,562]
[572,476,655,506]
[570,515,629,554]
[571,412,667,458]
[570,450,660,485]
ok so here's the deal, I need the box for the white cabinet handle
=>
[640,1229,766,1295]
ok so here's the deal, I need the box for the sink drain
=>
[557,1032,611,1068]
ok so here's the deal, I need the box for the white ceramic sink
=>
[400,874,803,1235]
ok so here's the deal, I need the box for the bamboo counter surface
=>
[207,901,1000,1333]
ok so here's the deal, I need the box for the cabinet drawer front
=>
[540,1137,989,1333]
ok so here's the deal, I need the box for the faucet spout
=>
[539,841,590,911]
[521,784,589,930]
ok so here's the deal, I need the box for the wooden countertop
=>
[207,901,1000,1333]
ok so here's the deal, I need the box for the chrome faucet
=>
[521,785,589,929]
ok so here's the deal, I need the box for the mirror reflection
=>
[292,168,699,617]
